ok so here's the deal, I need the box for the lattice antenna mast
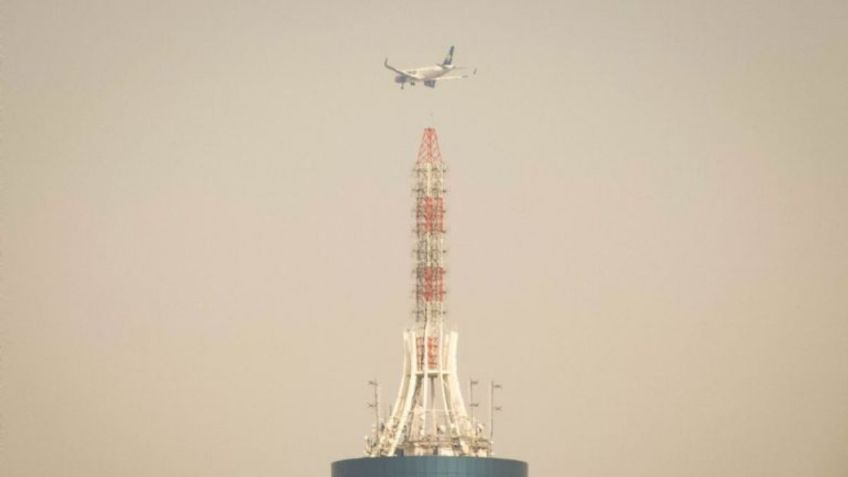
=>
[413,127,446,328]
[366,128,491,457]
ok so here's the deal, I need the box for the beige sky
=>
[3,1,848,476]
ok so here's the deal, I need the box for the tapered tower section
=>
[333,128,527,477]
[365,128,488,457]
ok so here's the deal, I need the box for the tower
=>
[333,128,527,477]
[367,128,488,457]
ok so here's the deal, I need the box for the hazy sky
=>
[3,1,848,476]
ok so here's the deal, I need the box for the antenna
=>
[468,378,480,420]
[489,381,503,444]
[335,126,528,477]
[367,380,381,434]
[364,129,492,457]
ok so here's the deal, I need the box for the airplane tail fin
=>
[441,46,455,66]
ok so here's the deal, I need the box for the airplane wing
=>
[384,58,422,80]
[431,69,477,81]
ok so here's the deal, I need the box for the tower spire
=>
[366,128,491,457]
[414,128,446,323]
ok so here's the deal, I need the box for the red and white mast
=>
[366,128,491,457]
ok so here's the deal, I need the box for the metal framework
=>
[365,128,491,457]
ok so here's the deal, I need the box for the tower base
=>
[332,457,528,477]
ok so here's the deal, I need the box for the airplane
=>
[384,46,476,89]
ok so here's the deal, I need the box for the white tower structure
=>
[365,128,491,458]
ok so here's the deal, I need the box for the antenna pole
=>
[365,129,495,457]
[489,381,502,443]
[469,378,479,420]
[368,380,381,433]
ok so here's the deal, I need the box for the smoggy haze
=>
[3,1,848,476]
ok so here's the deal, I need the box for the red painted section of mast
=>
[417,128,443,163]
[414,128,447,315]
